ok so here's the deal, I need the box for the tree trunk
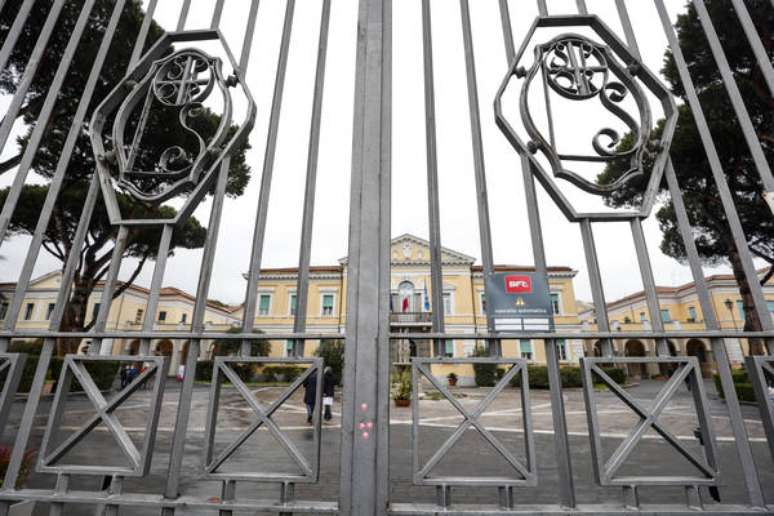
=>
[57,275,92,356]
[728,248,767,355]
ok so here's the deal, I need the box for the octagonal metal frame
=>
[580,356,719,487]
[90,29,257,227]
[494,15,678,222]
[37,354,167,477]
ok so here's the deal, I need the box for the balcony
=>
[390,312,432,325]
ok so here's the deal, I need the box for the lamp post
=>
[724,298,738,330]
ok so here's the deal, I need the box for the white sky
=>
[0,0,761,306]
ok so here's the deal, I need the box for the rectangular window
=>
[550,293,561,315]
[480,292,487,314]
[180,313,188,323]
[736,300,746,321]
[158,311,167,322]
[688,306,697,321]
[0,302,8,320]
[135,308,144,324]
[289,294,297,316]
[259,294,271,316]
[23,303,34,321]
[768,300,774,313]
[660,309,671,322]
[46,303,55,320]
[91,303,100,322]
[322,294,334,316]
[444,340,454,358]
[443,292,452,314]
[285,340,295,357]
[520,339,533,360]
[556,339,568,361]
[639,311,647,322]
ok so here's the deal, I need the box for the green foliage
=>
[211,327,269,357]
[391,369,412,401]
[49,358,121,391]
[471,345,497,387]
[315,339,345,385]
[509,365,623,389]
[261,366,304,383]
[195,360,215,382]
[597,1,774,342]
[0,0,251,353]
[196,361,257,383]
[447,372,458,381]
[713,371,757,402]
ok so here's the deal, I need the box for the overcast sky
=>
[0,0,759,306]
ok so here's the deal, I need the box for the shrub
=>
[599,367,626,385]
[49,358,120,392]
[472,346,497,387]
[262,366,304,383]
[315,339,345,385]
[510,365,592,389]
[560,367,582,388]
[196,360,214,382]
[392,369,411,400]
[713,373,757,403]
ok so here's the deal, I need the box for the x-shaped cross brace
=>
[591,364,716,481]
[204,363,313,478]
[41,361,158,471]
[414,361,532,483]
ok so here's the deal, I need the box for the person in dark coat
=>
[323,366,336,421]
[303,369,318,424]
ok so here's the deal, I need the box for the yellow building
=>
[578,269,774,378]
[0,235,584,383]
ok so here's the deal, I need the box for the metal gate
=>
[0,0,772,514]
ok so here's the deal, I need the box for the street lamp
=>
[724,298,738,330]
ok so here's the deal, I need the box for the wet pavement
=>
[2,378,773,514]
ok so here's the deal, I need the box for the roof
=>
[604,267,773,310]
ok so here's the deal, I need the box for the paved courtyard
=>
[3,378,773,514]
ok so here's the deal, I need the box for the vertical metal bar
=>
[163,1,262,506]
[210,0,227,29]
[0,0,36,74]
[654,0,774,333]
[728,0,774,97]
[575,0,588,15]
[665,161,766,507]
[294,0,331,357]
[630,219,669,356]
[339,0,391,514]
[91,227,129,356]
[129,0,159,67]
[176,0,192,31]
[421,0,445,357]
[0,0,128,341]
[0,2,150,511]
[580,219,613,357]
[241,0,295,339]
[498,1,575,506]
[0,0,96,243]
[692,0,774,192]
[459,0,496,354]
[537,0,548,17]
[139,225,174,355]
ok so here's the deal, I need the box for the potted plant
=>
[0,447,37,516]
[392,370,412,407]
[447,372,458,387]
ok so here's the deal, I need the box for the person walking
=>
[303,368,318,425]
[322,366,336,422]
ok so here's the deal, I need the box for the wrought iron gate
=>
[0,0,772,515]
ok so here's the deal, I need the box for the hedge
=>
[0,348,120,394]
[713,372,756,403]
[506,365,627,389]
[262,366,304,383]
[196,361,256,383]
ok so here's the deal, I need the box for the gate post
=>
[339,0,391,515]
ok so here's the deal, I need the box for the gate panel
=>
[0,0,772,515]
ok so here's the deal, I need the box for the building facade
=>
[578,269,774,378]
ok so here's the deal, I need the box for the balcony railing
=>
[390,312,432,324]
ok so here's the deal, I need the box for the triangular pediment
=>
[338,234,475,266]
[389,234,475,265]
